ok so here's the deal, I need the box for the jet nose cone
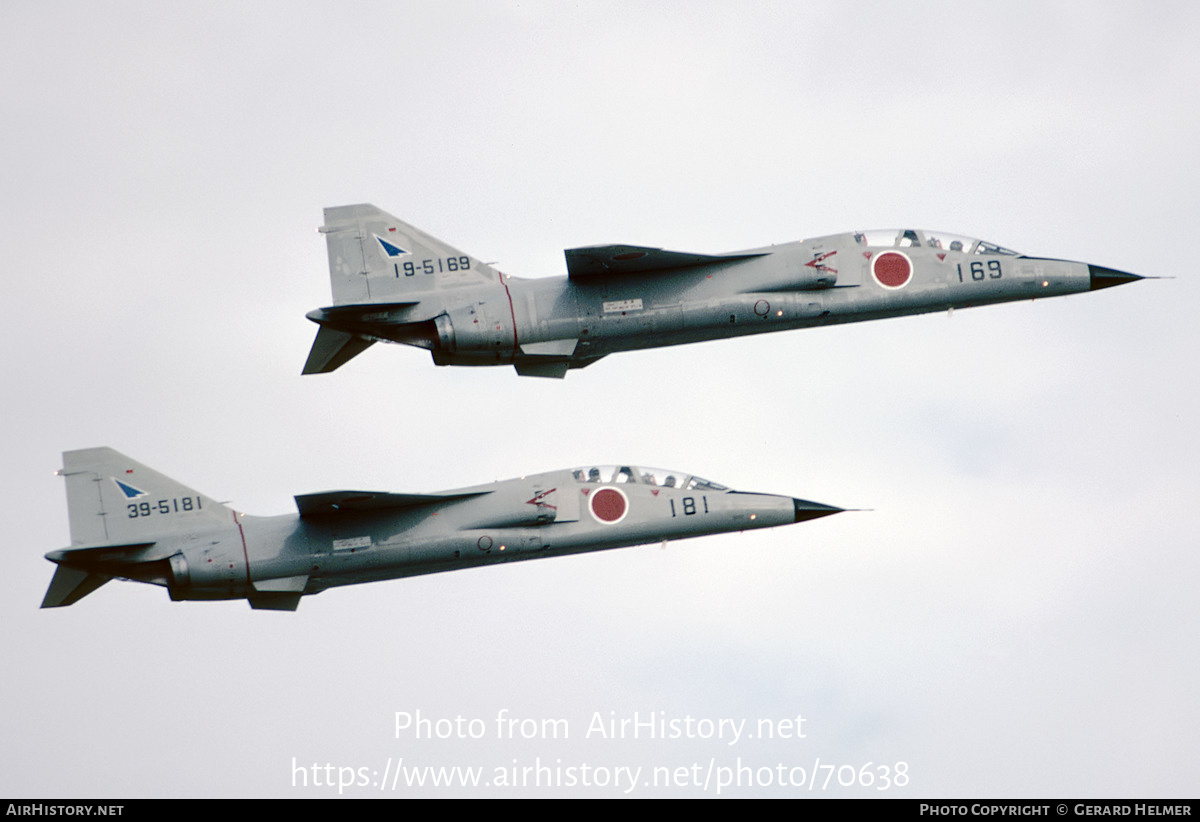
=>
[1089,264,1144,291]
[792,498,844,523]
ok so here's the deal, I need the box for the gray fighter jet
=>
[303,207,1146,378]
[42,448,842,610]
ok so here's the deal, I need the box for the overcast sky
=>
[3,1,1197,798]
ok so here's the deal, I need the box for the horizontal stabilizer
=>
[565,244,765,279]
[41,565,112,608]
[43,540,163,607]
[307,302,421,324]
[45,541,163,566]
[303,327,376,374]
[295,490,491,517]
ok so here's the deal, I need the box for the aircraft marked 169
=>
[871,251,912,289]
[302,207,1146,378]
[805,249,838,275]
[957,260,1003,282]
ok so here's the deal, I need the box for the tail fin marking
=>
[321,204,498,304]
[60,448,234,547]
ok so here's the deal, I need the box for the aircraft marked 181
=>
[42,450,842,610]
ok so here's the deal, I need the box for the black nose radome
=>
[1089,265,1144,291]
[793,499,844,523]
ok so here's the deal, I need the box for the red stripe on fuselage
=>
[233,510,252,587]
[498,272,520,358]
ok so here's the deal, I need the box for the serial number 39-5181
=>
[127,497,203,518]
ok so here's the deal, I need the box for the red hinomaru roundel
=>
[588,487,628,524]
[871,251,913,289]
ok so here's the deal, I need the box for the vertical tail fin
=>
[320,204,498,304]
[60,447,235,546]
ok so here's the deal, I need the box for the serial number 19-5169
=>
[395,257,471,277]
[127,497,203,518]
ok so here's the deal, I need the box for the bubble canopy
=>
[853,229,1020,256]
[571,465,729,491]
